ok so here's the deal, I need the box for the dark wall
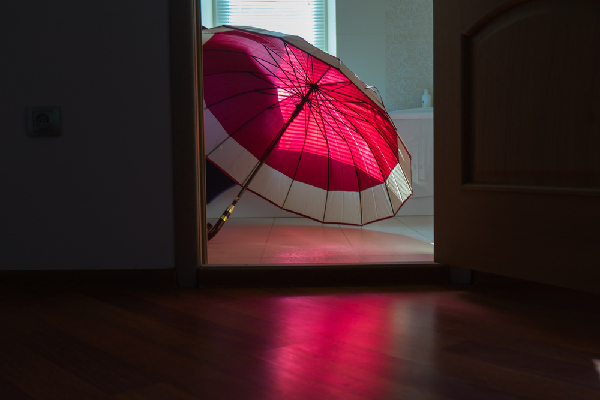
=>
[0,0,174,270]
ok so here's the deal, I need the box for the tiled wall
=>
[385,0,433,110]
[336,0,387,107]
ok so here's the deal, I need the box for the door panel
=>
[434,0,600,292]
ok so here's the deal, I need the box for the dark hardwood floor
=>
[1,278,599,399]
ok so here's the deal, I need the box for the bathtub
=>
[389,107,434,216]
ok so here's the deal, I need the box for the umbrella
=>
[202,26,412,240]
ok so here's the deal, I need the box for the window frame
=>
[201,0,336,54]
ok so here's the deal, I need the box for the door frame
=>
[170,0,446,288]
[169,0,207,288]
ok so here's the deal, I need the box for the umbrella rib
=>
[206,62,301,98]
[310,90,341,224]
[311,93,378,148]
[317,81,389,119]
[262,43,306,99]
[302,47,336,88]
[206,96,296,158]
[320,102,391,155]
[284,62,336,222]
[204,85,277,108]
[207,86,316,241]
[277,66,336,219]
[206,47,306,100]
[280,101,312,212]
[205,48,293,78]
[317,88,400,168]
[252,50,305,97]
[240,86,316,190]
[283,43,311,98]
[274,90,332,222]
[340,108,397,217]
[309,78,397,157]
[320,91,384,124]
[310,92,366,224]
[316,95,375,124]
[279,61,335,221]
[288,42,315,81]
[304,93,362,216]
[313,90,397,219]
[204,49,294,89]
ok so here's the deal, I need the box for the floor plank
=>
[207,216,434,264]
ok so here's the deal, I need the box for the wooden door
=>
[433,0,600,292]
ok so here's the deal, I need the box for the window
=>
[205,0,334,53]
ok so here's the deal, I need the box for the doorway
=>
[202,0,434,266]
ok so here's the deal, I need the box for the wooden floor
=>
[1,280,600,399]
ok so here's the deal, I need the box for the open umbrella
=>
[203,26,412,240]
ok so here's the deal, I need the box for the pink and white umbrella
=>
[202,26,412,239]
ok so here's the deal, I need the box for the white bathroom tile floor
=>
[207,215,434,265]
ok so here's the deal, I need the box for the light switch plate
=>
[27,107,61,137]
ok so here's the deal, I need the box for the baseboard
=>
[198,262,449,288]
[0,264,449,290]
[0,269,177,289]
[396,196,434,216]
[472,270,530,285]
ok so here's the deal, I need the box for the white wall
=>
[0,0,175,270]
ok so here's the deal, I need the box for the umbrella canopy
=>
[203,25,412,235]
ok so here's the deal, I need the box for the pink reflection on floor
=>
[262,296,392,399]
[257,293,439,399]
[207,216,434,265]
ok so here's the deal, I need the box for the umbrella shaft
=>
[240,87,315,191]
[208,88,314,241]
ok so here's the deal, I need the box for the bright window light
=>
[214,0,328,51]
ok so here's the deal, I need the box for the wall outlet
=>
[27,107,61,136]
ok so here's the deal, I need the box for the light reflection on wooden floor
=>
[207,216,434,265]
[3,281,600,399]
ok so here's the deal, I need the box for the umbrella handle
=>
[207,195,240,241]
